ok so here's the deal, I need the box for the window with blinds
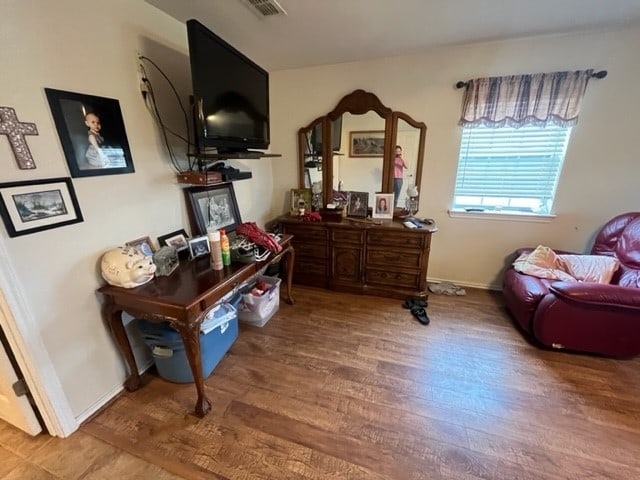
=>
[452,125,571,215]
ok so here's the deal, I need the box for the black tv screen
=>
[187,19,269,153]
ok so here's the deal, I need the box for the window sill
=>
[448,209,556,223]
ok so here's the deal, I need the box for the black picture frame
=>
[185,183,242,237]
[45,88,135,178]
[0,177,83,237]
[347,191,369,217]
[157,229,189,253]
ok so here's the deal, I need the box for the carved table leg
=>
[281,245,295,305]
[105,301,141,391]
[173,319,211,417]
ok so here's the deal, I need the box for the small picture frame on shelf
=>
[372,193,394,219]
[346,191,369,217]
[188,235,210,259]
[158,229,189,253]
[126,236,155,257]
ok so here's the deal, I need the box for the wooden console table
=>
[98,235,294,418]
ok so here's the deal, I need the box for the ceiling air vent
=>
[241,0,287,17]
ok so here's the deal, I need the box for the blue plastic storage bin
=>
[137,303,238,383]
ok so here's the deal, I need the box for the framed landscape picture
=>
[0,177,83,237]
[45,88,135,178]
[349,130,385,157]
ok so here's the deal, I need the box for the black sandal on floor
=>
[410,306,430,325]
[403,298,428,309]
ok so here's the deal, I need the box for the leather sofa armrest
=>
[549,282,640,309]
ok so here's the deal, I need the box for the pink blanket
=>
[513,245,619,283]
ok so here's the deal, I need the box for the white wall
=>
[3,0,640,426]
[0,0,277,421]
[270,27,640,289]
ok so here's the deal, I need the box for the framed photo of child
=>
[290,188,312,215]
[45,88,135,178]
[372,193,394,219]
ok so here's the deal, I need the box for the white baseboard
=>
[74,359,154,426]
[427,277,502,292]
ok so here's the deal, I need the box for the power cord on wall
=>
[137,54,195,172]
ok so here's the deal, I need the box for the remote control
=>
[403,221,418,229]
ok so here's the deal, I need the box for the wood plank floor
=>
[1,286,640,479]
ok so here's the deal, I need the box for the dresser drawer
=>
[331,228,364,244]
[281,223,328,243]
[367,230,427,249]
[366,247,423,269]
[365,267,422,289]
[294,242,328,259]
[294,258,327,277]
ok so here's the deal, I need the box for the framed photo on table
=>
[188,236,210,259]
[290,188,312,214]
[185,183,241,237]
[158,229,189,253]
[126,236,155,257]
[45,88,135,178]
[0,177,83,237]
[372,193,394,219]
[349,130,385,157]
[346,191,369,217]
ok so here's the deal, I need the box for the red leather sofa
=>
[502,212,640,357]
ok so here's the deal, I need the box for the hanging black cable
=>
[138,55,194,170]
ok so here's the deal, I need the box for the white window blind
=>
[453,125,571,215]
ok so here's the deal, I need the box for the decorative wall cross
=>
[0,106,38,169]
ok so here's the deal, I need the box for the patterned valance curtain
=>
[458,69,593,128]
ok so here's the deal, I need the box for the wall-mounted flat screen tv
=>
[187,19,270,153]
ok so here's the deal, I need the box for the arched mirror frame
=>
[388,111,427,202]
[297,115,327,189]
[298,89,426,209]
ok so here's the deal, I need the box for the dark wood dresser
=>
[278,216,435,300]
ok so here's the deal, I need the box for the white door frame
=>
[0,238,77,437]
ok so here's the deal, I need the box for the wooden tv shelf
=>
[176,171,223,185]
[188,151,282,160]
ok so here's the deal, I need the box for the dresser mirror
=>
[299,117,324,189]
[331,111,385,201]
[298,89,426,210]
[392,112,427,210]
